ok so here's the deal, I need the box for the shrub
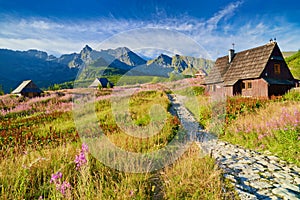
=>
[282,89,300,101]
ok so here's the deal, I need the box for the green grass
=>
[0,89,236,199]
[282,51,297,58]
[183,92,300,167]
[285,50,300,79]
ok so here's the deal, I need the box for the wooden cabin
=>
[11,80,43,97]
[205,42,297,98]
[89,78,114,89]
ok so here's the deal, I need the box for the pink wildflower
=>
[50,171,62,183]
[74,143,89,170]
[81,143,89,153]
[74,151,87,169]
[50,171,71,197]
[57,181,71,196]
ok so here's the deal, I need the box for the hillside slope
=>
[285,50,300,79]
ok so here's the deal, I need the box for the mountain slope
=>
[0,45,214,93]
[0,49,78,93]
[147,54,214,76]
[147,54,172,67]
[285,50,300,79]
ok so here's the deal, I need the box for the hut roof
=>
[11,80,43,94]
[206,42,277,85]
[89,78,113,88]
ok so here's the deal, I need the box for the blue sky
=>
[0,0,299,59]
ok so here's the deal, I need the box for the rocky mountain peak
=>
[26,49,48,60]
[82,45,93,52]
[80,45,93,63]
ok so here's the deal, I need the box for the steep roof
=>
[89,78,113,88]
[11,80,42,94]
[206,42,277,85]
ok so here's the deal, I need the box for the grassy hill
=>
[282,51,297,58]
[285,50,300,79]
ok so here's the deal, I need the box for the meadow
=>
[183,88,300,167]
[0,87,236,199]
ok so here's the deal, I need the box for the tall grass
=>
[0,89,235,199]
[222,101,300,166]
[184,92,300,166]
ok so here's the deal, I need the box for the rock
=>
[224,174,236,183]
[252,163,267,171]
[273,172,293,180]
[266,163,281,172]
[249,180,273,189]
[282,182,300,193]
[235,188,258,200]
[272,187,300,200]
[236,183,257,193]
[294,177,300,185]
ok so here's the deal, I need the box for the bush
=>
[226,96,268,124]
[282,89,300,101]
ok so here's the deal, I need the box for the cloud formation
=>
[0,0,299,59]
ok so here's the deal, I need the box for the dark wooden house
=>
[205,42,296,98]
[11,80,43,97]
[89,78,114,89]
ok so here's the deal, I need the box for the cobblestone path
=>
[168,94,300,200]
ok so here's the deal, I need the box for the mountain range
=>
[0,45,214,93]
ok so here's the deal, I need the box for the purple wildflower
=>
[74,143,89,170]
[81,143,89,153]
[57,181,71,196]
[260,144,265,149]
[50,171,71,197]
[50,171,62,183]
[74,151,87,169]
[258,134,264,140]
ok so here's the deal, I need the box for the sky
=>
[0,0,299,59]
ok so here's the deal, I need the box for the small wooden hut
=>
[11,80,43,97]
[89,78,114,89]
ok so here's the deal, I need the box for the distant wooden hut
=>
[195,69,207,78]
[11,80,43,97]
[89,78,114,89]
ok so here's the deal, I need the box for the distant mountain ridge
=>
[147,53,213,76]
[0,45,213,93]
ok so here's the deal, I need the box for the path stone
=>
[168,94,300,200]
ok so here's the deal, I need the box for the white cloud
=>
[0,0,299,59]
[206,0,243,31]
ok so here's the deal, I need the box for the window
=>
[247,82,252,89]
[210,85,216,92]
[274,64,281,74]
[242,82,246,89]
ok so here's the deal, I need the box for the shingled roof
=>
[206,42,277,86]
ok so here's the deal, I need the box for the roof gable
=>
[11,80,42,94]
[206,42,277,85]
[89,78,112,88]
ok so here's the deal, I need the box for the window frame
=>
[247,82,252,89]
[242,82,246,89]
[274,63,281,74]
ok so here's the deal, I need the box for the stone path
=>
[168,94,300,200]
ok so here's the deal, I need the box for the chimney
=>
[228,49,235,63]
